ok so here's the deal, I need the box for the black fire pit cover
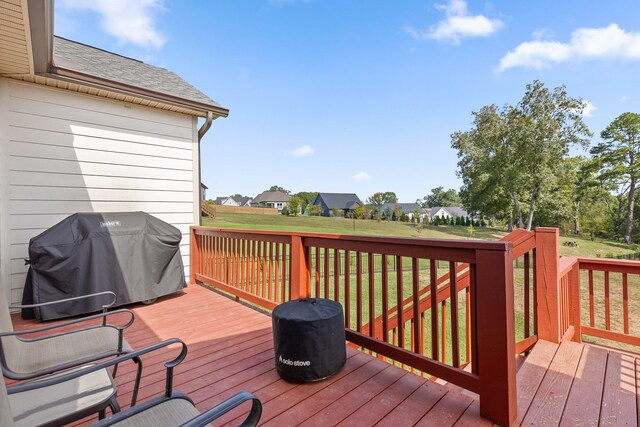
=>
[272,298,346,382]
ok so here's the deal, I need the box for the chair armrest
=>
[10,291,117,311]
[0,308,135,338]
[7,338,187,395]
[180,391,262,427]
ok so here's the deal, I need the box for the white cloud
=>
[498,23,640,71]
[582,101,597,117]
[532,28,554,41]
[290,145,314,157]
[58,0,167,49]
[620,95,629,102]
[352,171,370,181]
[404,0,503,45]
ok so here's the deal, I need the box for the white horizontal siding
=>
[1,79,199,305]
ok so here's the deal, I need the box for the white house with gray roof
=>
[430,207,472,222]
[216,196,252,207]
[0,0,227,305]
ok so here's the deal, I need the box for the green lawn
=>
[201,212,640,357]
[203,211,639,258]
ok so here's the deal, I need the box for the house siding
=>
[0,78,198,305]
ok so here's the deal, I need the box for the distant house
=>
[430,207,471,221]
[380,203,427,222]
[251,191,291,213]
[312,193,362,217]
[201,183,208,201]
[215,196,252,207]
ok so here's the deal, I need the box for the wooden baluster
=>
[533,249,538,335]
[369,253,376,338]
[412,258,422,355]
[334,249,340,302]
[275,243,281,302]
[623,273,629,334]
[449,261,459,368]
[324,248,330,299]
[310,248,318,298]
[269,242,275,301]
[430,259,438,361]
[252,239,259,297]
[382,254,389,343]
[397,256,404,350]
[233,238,238,287]
[524,253,530,338]
[589,269,594,327]
[281,243,288,302]
[465,285,471,364]
[345,250,351,328]
[357,251,363,332]
[441,301,447,364]
[239,239,245,291]
[604,271,610,330]
[470,264,478,374]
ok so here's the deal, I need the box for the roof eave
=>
[40,66,229,118]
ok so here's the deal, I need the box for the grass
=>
[201,211,640,359]
[204,211,639,258]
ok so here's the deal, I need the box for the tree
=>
[367,192,396,221]
[293,191,318,214]
[420,187,461,207]
[307,204,321,216]
[452,80,592,230]
[590,112,640,243]
[232,193,244,198]
[267,185,290,194]
[288,196,301,216]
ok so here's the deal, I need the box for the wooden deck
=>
[516,338,640,426]
[9,285,640,426]
[10,285,486,426]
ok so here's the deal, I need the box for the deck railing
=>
[191,226,518,425]
[557,256,640,347]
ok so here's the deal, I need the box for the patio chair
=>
[0,288,139,386]
[1,338,262,427]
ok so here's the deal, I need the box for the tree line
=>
[452,80,640,243]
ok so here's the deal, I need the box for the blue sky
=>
[55,0,640,202]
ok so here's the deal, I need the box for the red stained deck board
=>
[260,358,389,426]
[415,389,474,427]
[521,340,584,426]
[453,401,494,427]
[286,364,407,426]
[336,367,424,426]
[376,379,450,426]
[599,351,638,426]
[559,344,608,426]
[514,339,559,426]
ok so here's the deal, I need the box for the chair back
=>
[0,288,19,372]
[0,361,15,426]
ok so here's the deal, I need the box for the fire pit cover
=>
[272,298,346,382]
[22,212,186,321]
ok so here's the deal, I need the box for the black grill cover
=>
[23,212,186,321]
[272,298,346,382]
